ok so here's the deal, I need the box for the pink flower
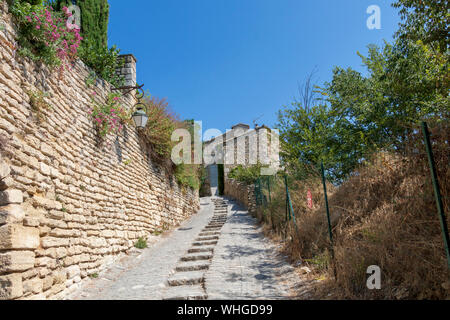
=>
[36,25,40,30]
[113,97,119,101]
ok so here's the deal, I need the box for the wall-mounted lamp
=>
[112,84,148,130]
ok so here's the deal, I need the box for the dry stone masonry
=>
[0,2,199,300]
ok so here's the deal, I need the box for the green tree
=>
[277,38,448,183]
[56,0,109,52]
[393,0,449,52]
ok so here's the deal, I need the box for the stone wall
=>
[0,2,199,300]
[224,178,256,215]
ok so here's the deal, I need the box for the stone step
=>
[188,246,215,253]
[181,253,213,262]
[206,225,224,229]
[199,232,221,237]
[193,240,218,246]
[205,225,223,229]
[203,230,222,233]
[196,236,219,241]
[163,285,207,300]
[176,261,210,272]
[167,271,205,286]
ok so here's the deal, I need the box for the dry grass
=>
[258,122,450,299]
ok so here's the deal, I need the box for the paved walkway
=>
[70,197,304,300]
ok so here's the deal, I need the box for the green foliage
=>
[56,0,109,51]
[78,40,124,87]
[53,0,123,86]
[26,89,51,122]
[84,71,96,88]
[175,163,201,190]
[89,92,129,138]
[134,237,148,249]
[9,0,82,69]
[142,95,179,161]
[228,164,266,185]
[278,38,449,183]
[393,0,449,52]
[305,251,331,271]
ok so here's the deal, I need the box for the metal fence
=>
[253,121,450,278]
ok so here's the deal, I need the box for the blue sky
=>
[108,0,401,138]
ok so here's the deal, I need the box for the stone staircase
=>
[162,198,228,300]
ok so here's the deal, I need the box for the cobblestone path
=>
[70,197,304,300]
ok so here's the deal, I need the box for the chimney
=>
[117,54,137,87]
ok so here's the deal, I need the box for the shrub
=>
[134,237,147,249]
[175,163,201,190]
[10,1,82,72]
[260,122,450,299]
[228,163,266,184]
[26,89,51,121]
[89,92,129,138]
[78,40,124,87]
[141,95,179,162]
[55,0,109,52]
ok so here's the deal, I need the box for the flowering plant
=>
[10,1,82,72]
[89,92,130,138]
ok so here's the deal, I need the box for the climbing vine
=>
[89,92,129,138]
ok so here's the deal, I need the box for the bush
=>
[89,92,129,138]
[228,164,266,184]
[175,163,201,190]
[134,237,148,249]
[260,122,450,299]
[10,1,82,71]
[141,95,179,162]
[78,39,124,87]
[55,0,109,52]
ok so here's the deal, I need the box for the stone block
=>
[0,162,10,180]
[22,278,43,294]
[0,204,25,225]
[40,237,69,249]
[66,265,80,279]
[0,251,35,272]
[0,273,22,300]
[0,189,23,205]
[0,225,40,250]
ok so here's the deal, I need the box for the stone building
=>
[203,123,280,196]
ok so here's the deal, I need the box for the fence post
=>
[320,162,334,248]
[267,176,272,203]
[321,162,337,280]
[284,175,291,221]
[422,122,450,269]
